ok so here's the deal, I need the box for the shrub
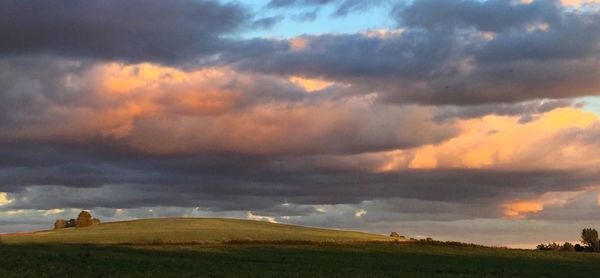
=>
[91,218,101,225]
[536,242,560,251]
[548,242,561,251]
[76,211,93,228]
[66,219,76,228]
[560,242,575,252]
[54,219,67,229]
[536,243,547,250]
[390,232,400,238]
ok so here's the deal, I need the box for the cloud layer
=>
[1,0,600,247]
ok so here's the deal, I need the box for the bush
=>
[66,219,76,228]
[54,219,67,229]
[536,242,560,251]
[390,232,400,238]
[76,211,93,227]
[536,243,547,250]
[91,218,101,225]
[560,242,575,252]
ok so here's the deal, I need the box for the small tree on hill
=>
[390,232,400,238]
[66,219,76,228]
[76,211,93,227]
[54,219,67,229]
[581,228,599,252]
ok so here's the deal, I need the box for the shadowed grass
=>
[1,242,600,277]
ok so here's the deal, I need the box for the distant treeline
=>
[54,211,100,229]
[537,228,600,252]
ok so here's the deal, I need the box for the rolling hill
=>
[0,217,392,245]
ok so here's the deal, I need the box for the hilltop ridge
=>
[0,217,393,245]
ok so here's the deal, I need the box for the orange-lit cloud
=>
[561,0,600,6]
[376,108,599,172]
[503,191,585,219]
[503,201,543,219]
[289,37,309,50]
[0,62,453,156]
[289,76,333,92]
[520,0,599,6]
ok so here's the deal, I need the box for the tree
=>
[575,244,585,252]
[76,211,93,227]
[581,228,599,252]
[390,232,400,238]
[560,242,575,252]
[54,219,67,229]
[66,219,76,228]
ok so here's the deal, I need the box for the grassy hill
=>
[0,217,391,245]
[6,217,600,277]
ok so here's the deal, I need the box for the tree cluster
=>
[54,211,100,229]
[537,228,600,252]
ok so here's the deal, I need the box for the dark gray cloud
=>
[1,139,597,213]
[433,99,583,122]
[3,0,599,105]
[0,0,252,65]
[396,0,560,32]
[235,0,600,105]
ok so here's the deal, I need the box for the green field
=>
[3,242,600,277]
[2,218,600,277]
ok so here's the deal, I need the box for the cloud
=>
[561,0,600,7]
[2,0,600,247]
[378,107,600,170]
[396,0,561,32]
[266,0,388,17]
[433,99,583,122]
[0,0,253,65]
[0,58,456,155]
[235,0,600,105]
[1,56,600,230]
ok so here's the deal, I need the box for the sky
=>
[1,0,600,248]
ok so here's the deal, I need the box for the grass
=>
[2,242,600,277]
[0,217,390,245]
[2,218,600,277]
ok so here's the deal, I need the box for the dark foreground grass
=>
[1,242,600,277]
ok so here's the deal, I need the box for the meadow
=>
[0,218,389,244]
[2,218,600,277]
[3,242,600,277]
